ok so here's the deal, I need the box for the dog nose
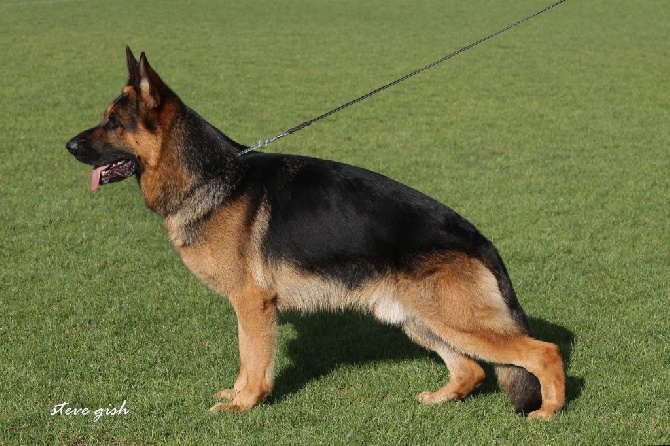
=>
[66,138,79,154]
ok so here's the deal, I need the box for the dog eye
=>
[106,114,121,131]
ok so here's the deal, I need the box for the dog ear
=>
[138,52,168,109]
[126,46,140,88]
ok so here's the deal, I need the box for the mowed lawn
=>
[1,0,668,444]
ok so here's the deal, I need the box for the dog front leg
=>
[211,289,277,412]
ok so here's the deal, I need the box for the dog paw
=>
[526,408,555,420]
[209,401,242,413]
[417,390,452,404]
[209,397,258,413]
[417,387,463,404]
[214,389,238,401]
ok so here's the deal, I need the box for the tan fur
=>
[168,193,279,411]
[128,102,193,213]
[396,254,519,334]
[172,194,259,297]
[265,265,399,316]
[389,255,565,418]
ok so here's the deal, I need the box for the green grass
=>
[1,0,668,444]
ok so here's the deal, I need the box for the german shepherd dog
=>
[66,47,565,419]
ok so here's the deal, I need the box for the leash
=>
[238,0,569,156]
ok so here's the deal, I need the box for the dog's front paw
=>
[214,388,238,401]
[526,408,556,421]
[209,388,270,413]
[209,401,246,413]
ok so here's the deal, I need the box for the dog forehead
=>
[104,90,135,116]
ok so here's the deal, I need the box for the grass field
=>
[1,0,668,444]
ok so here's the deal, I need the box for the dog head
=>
[65,47,183,192]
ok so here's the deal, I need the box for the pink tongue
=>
[90,165,107,191]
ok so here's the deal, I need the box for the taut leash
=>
[238,0,569,156]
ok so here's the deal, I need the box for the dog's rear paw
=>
[417,390,458,404]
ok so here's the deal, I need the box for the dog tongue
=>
[90,165,107,191]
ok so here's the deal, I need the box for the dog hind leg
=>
[415,321,565,419]
[401,318,485,403]
[400,255,565,418]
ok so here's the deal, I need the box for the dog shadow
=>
[269,312,584,408]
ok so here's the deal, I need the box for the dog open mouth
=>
[91,159,137,191]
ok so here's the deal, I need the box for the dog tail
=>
[483,246,543,415]
[495,364,542,415]
[495,281,543,415]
